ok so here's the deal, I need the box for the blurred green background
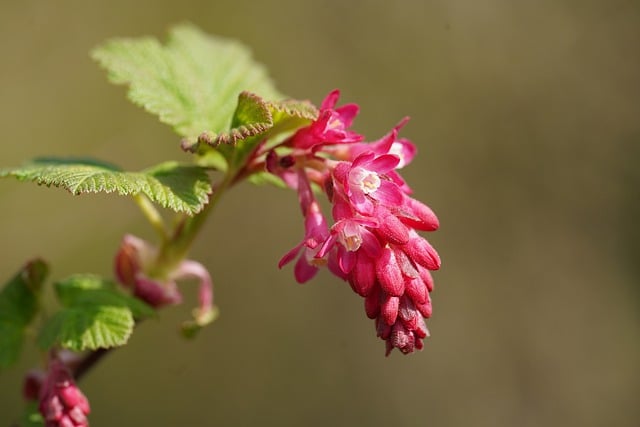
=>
[1,0,639,426]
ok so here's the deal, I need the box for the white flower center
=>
[389,142,406,168]
[337,221,363,252]
[349,167,380,195]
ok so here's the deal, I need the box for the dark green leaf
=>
[0,259,48,369]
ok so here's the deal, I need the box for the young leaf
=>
[37,274,153,351]
[0,259,48,369]
[92,23,282,143]
[0,158,212,215]
[185,92,318,173]
[37,305,134,352]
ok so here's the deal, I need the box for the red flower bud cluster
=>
[35,359,91,427]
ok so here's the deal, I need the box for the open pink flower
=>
[290,90,363,149]
[332,152,404,215]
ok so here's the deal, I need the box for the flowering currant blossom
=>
[114,234,215,329]
[36,358,90,427]
[270,90,441,355]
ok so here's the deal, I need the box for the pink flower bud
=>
[23,370,45,401]
[381,294,400,325]
[405,276,428,305]
[377,208,410,245]
[403,237,441,270]
[364,286,380,319]
[375,248,404,296]
[38,359,90,427]
[349,252,376,297]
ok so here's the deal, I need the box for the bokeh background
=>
[1,1,639,426]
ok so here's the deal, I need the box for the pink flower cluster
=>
[270,91,441,355]
[32,359,91,427]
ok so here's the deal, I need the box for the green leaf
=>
[92,23,282,142]
[54,275,154,318]
[0,158,212,215]
[38,305,134,352]
[37,275,153,351]
[0,259,48,369]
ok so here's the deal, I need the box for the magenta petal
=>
[294,255,319,283]
[351,190,373,215]
[328,252,348,280]
[278,243,303,268]
[335,103,359,126]
[352,151,376,167]
[368,154,400,173]
[360,229,382,258]
[320,89,340,110]
[338,246,357,273]
[373,180,404,206]
[332,197,353,220]
[394,138,417,167]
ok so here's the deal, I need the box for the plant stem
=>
[74,348,111,382]
[150,170,235,277]
[133,194,168,241]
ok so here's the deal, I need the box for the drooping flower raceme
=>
[270,90,441,355]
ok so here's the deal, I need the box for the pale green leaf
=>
[92,23,282,142]
[0,158,211,215]
[37,305,134,351]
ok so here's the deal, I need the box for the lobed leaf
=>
[37,305,134,352]
[0,158,212,215]
[55,274,154,318]
[37,274,153,351]
[92,23,282,142]
[0,259,48,369]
